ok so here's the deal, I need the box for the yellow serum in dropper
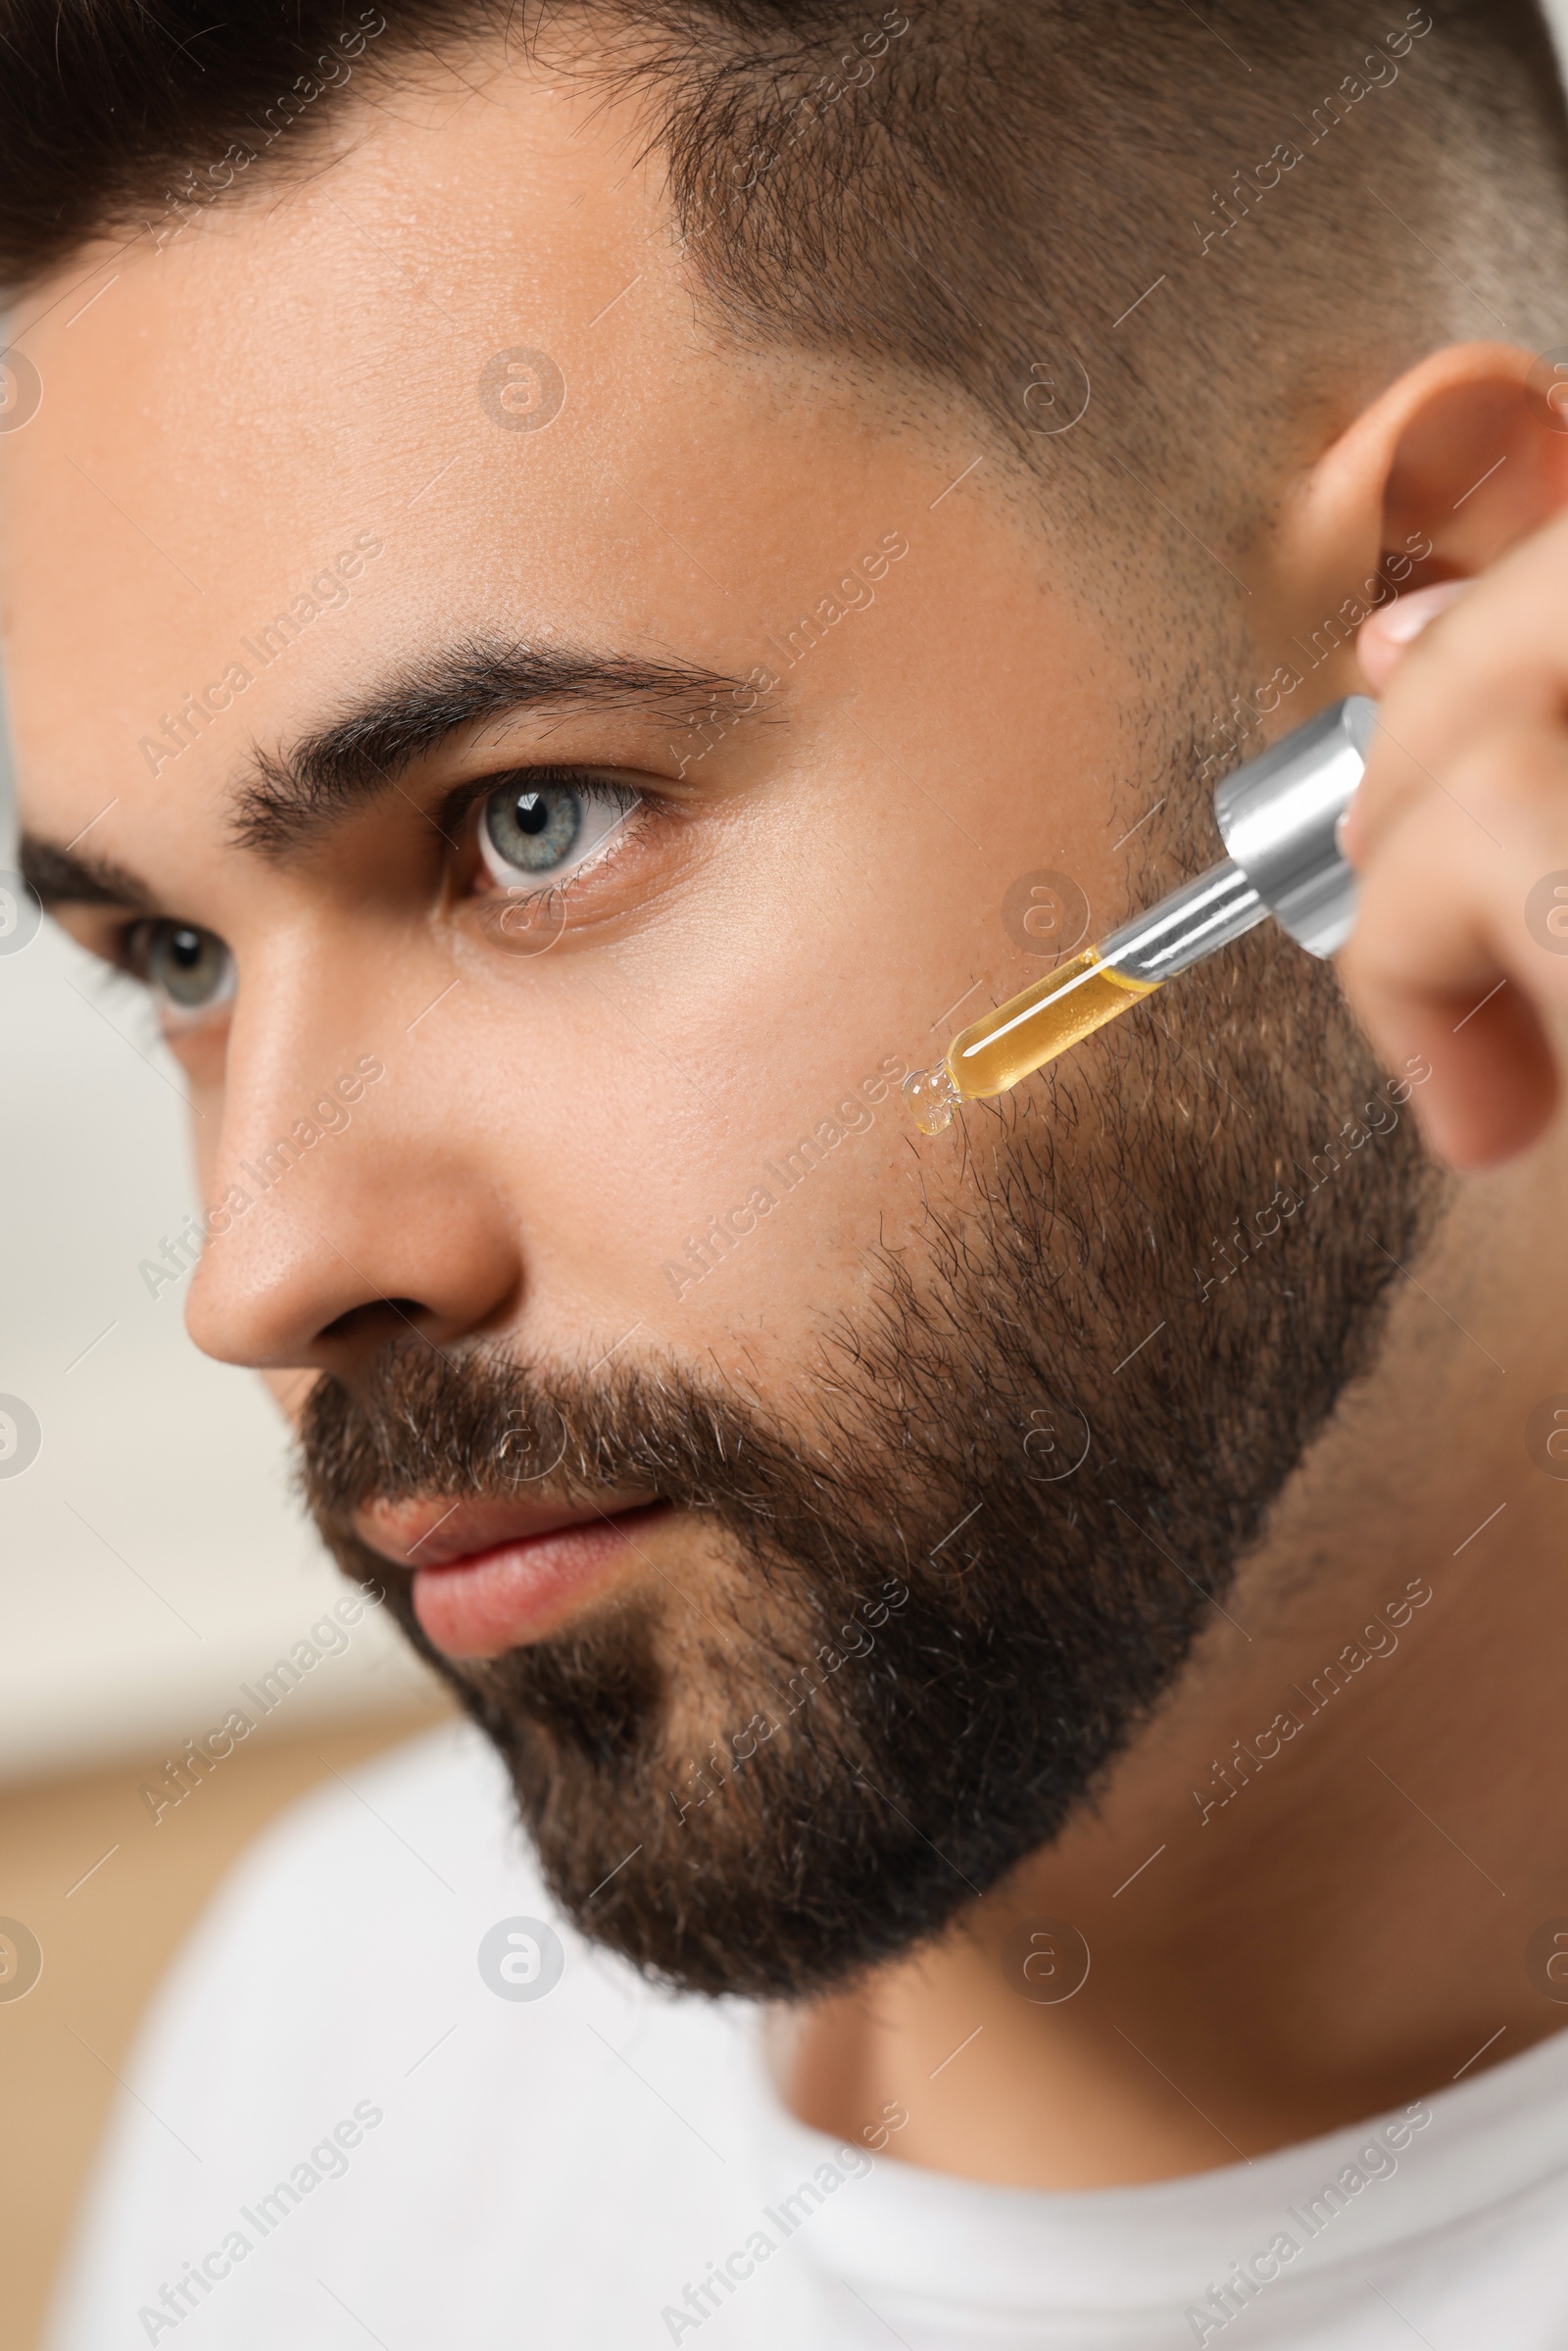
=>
[904,949,1161,1135]
[903,698,1380,1135]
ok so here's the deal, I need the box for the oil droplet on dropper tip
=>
[903,1061,959,1135]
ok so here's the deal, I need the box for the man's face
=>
[0,51,1432,1995]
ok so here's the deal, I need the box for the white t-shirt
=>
[48,1725,1568,2350]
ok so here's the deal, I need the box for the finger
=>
[1354,577,1472,695]
[1348,506,1568,865]
[1342,579,1474,870]
[1339,723,1568,1168]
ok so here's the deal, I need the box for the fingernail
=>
[1377,577,1473,644]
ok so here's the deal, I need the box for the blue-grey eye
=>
[144,921,234,1014]
[484,780,582,874]
[477,772,641,891]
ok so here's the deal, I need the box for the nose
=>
[184,996,521,1378]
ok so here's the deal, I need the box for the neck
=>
[787,1149,1568,2187]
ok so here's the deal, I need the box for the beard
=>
[299,711,1443,2004]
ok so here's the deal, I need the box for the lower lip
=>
[411,1502,671,1659]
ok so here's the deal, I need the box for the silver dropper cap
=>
[1213,694,1376,957]
[1098,694,1376,987]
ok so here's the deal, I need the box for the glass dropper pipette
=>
[905,695,1378,1135]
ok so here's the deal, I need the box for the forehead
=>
[0,54,954,841]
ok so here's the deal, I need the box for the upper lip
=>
[352,1492,662,1572]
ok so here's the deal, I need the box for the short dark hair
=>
[5,0,1568,541]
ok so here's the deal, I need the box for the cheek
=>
[459,820,931,1382]
[483,1013,917,1388]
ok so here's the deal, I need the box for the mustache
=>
[296,1330,938,1789]
[296,1331,885,1572]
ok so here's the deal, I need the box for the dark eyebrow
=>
[229,638,760,858]
[17,835,160,914]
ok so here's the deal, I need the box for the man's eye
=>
[141,921,235,1017]
[477,772,640,889]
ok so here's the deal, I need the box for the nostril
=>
[317,1297,428,1347]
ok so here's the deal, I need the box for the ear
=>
[1263,342,1568,697]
